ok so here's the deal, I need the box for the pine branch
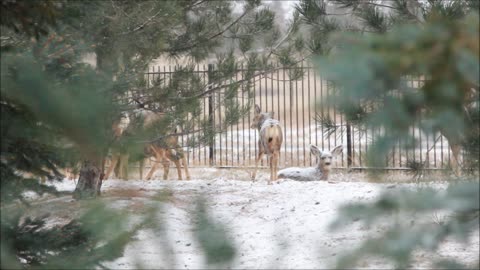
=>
[363,2,401,11]
[118,8,164,35]
[188,0,208,9]
[175,53,312,100]
[167,9,251,53]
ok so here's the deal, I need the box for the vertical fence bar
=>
[440,132,444,168]
[271,63,275,122]
[307,64,312,166]
[332,83,337,155]
[295,73,300,166]
[264,64,268,112]
[289,76,293,166]
[241,64,246,166]
[264,65,268,166]
[301,61,306,166]
[397,129,402,168]
[217,68,223,167]
[358,122,362,167]
[283,65,287,167]
[314,67,318,149]
[346,122,352,167]
[320,77,325,150]
[253,67,257,167]
[235,68,239,166]
[276,63,282,167]
[247,65,253,166]
[202,65,206,165]
[207,64,215,166]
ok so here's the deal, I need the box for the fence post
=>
[207,64,215,166]
[346,121,353,167]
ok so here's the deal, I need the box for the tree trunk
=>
[73,159,103,199]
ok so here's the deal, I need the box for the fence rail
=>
[144,64,461,170]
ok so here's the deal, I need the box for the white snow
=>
[39,169,479,269]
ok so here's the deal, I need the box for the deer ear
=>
[310,145,321,156]
[331,145,343,156]
[254,104,261,114]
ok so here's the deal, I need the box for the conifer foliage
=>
[1,1,300,268]
[301,1,480,268]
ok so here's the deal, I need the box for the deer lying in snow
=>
[277,145,342,181]
[251,104,283,184]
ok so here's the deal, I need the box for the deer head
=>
[310,145,343,172]
[112,112,131,138]
[251,104,275,130]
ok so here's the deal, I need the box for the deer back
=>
[259,119,283,154]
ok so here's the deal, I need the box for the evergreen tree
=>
[0,1,300,267]
[305,1,480,268]
[1,1,143,268]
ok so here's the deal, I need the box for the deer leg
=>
[145,146,162,180]
[145,161,159,180]
[182,157,191,180]
[69,168,76,180]
[139,159,144,180]
[167,150,183,180]
[162,155,170,180]
[174,148,190,180]
[173,159,183,180]
[117,156,123,179]
[70,163,79,180]
[104,155,118,180]
[252,151,264,181]
[272,151,279,183]
[123,154,130,179]
[118,154,129,180]
[145,149,163,180]
[268,154,274,185]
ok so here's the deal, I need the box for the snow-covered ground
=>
[36,169,478,269]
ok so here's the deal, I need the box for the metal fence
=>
[145,64,460,170]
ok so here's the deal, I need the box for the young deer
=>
[277,145,342,181]
[141,134,190,180]
[140,110,190,180]
[251,104,283,184]
[105,110,190,180]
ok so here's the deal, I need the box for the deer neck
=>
[317,163,330,180]
[256,117,268,131]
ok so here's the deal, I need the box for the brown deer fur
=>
[105,111,190,180]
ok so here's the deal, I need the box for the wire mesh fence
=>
[145,63,460,170]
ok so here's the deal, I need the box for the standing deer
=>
[104,112,132,180]
[140,132,190,180]
[105,110,190,180]
[251,104,283,184]
[277,145,343,181]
